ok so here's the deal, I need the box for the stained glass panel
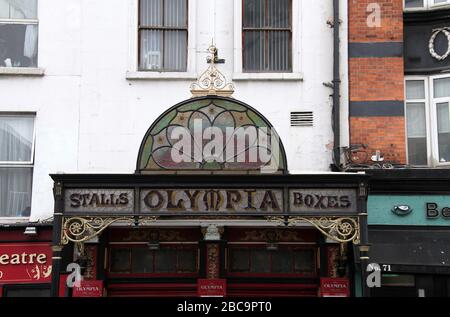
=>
[138,97,286,174]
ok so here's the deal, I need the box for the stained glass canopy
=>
[136,96,287,174]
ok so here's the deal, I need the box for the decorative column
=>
[201,225,224,279]
[50,181,64,297]
[358,181,370,297]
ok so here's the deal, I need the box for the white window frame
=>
[405,75,450,167]
[430,73,450,167]
[233,0,302,81]
[0,113,36,220]
[404,0,450,11]
[0,0,44,76]
[404,76,432,166]
[126,0,197,80]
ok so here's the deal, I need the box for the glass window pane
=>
[229,249,249,272]
[139,29,162,70]
[272,249,293,273]
[250,249,270,273]
[163,30,187,71]
[268,31,291,72]
[406,102,428,165]
[0,116,34,162]
[177,249,196,273]
[405,0,424,8]
[154,249,176,273]
[0,24,38,68]
[434,77,450,98]
[437,102,450,163]
[243,31,265,71]
[164,0,187,27]
[267,0,290,28]
[406,80,425,100]
[140,0,163,27]
[110,248,131,273]
[294,249,315,274]
[131,248,153,273]
[0,0,38,19]
[0,167,32,217]
[243,0,264,28]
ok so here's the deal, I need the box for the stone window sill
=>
[0,67,45,76]
[232,72,303,81]
[126,71,197,80]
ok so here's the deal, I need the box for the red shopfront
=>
[0,225,53,297]
[49,96,369,297]
[100,227,343,297]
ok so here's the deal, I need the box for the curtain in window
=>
[0,117,33,217]
[437,102,450,162]
[406,80,425,100]
[434,77,450,98]
[0,0,38,67]
[243,0,291,72]
[0,0,38,19]
[139,0,187,71]
[406,103,428,165]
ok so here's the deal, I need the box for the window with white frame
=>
[404,0,450,10]
[405,75,450,166]
[138,0,188,72]
[242,0,292,72]
[0,0,38,68]
[0,115,34,217]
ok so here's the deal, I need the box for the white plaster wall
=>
[0,0,348,222]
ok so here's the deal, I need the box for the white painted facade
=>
[0,0,349,222]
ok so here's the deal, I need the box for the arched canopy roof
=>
[136,96,288,174]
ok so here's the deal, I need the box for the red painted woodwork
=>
[227,283,319,297]
[107,283,198,297]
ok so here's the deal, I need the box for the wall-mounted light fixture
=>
[24,226,37,236]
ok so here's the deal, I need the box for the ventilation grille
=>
[290,111,313,127]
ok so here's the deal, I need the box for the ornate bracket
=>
[190,44,234,97]
[61,216,159,245]
[267,216,360,244]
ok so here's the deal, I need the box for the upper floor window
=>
[0,115,35,217]
[138,0,188,72]
[0,0,38,68]
[404,0,450,10]
[242,0,292,72]
[405,75,450,166]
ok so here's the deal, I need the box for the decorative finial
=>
[190,43,234,97]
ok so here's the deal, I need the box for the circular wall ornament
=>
[429,27,450,61]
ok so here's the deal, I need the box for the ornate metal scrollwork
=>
[190,44,234,97]
[61,216,159,245]
[266,216,360,244]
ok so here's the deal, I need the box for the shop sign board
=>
[320,278,350,297]
[198,279,226,297]
[0,243,52,284]
[72,280,104,297]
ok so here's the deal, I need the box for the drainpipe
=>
[332,0,341,170]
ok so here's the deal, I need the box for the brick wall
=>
[348,0,406,165]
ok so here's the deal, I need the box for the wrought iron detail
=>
[61,216,158,245]
[190,44,234,97]
[266,216,360,244]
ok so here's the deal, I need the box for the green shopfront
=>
[365,170,450,297]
